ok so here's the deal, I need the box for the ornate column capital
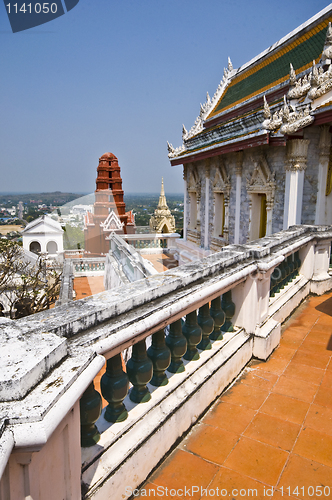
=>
[183,164,188,180]
[285,139,310,171]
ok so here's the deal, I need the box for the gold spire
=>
[149,178,176,233]
[157,177,168,210]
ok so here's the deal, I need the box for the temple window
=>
[249,193,267,240]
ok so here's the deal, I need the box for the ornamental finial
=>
[289,63,296,85]
[263,95,271,119]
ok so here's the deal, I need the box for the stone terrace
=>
[136,292,332,500]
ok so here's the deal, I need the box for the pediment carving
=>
[212,160,231,201]
[247,155,276,206]
[101,210,124,232]
[188,167,201,193]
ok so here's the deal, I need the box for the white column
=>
[283,139,309,229]
[204,164,210,249]
[234,152,243,244]
[183,165,187,240]
[266,201,273,236]
[315,126,331,225]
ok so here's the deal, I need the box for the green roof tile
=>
[210,23,329,117]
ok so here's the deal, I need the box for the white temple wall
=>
[302,127,320,225]
[185,130,323,249]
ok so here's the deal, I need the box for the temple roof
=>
[209,20,328,119]
[168,5,332,164]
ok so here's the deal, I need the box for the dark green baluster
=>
[147,329,171,386]
[274,265,283,294]
[270,268,278,297]
[289,254,295,280]
[197,303,214,350]
[210,296,226,340]
[182,310,202,361]
[221,291,235,332]
[280,258,290,289]
[101,354,129,423]
[126,340,153,403]
[166,319,187,373]
[294,251,301,277]
[80,382,102,447]
[286,255,293,286]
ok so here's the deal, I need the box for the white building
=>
[22,215,64,257]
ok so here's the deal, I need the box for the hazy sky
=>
[0,1,329,194]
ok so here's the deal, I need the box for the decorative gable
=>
[101,210,124,232]
[212,160,231,201]
[247,155,276,206]
[187,167,200,193]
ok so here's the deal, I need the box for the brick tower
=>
[84,153,134,255]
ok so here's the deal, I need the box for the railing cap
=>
[0,319,67,402]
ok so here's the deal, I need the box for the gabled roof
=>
[208,13,330,119]
[101,210,124,232]
[22,215,63,235]
[168,4,332,164]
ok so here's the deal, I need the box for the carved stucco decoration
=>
[262,96,283,131]
[287,71,311,99]
[101,210,124,232]
[263,94,314,135]
[321,22,332,64]
[167,141,185,159]
[188,166,201,198]
[262,24,332,136]
[280,100,314,135]
[246,155,276,208]
[212,160,231,204]
[285,139,310,171]
[308,62,332,100]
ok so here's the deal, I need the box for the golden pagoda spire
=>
[149,178,176,233]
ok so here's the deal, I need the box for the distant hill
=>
[0,192,84,206]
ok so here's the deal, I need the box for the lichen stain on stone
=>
[43,376,63,390]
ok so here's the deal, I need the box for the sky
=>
[0,0,330,194]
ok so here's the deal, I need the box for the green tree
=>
[63,224,85,250]
[0,240,62,319]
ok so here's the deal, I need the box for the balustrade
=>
[126,340,153,403]
[101,354,129,423]
[210,296,226,340]
[166,320,187,373]
[3,225,332,500]
[270,251,301,297]
[147,329,171,386]
[80,382,102,447]
[72,259,105,274]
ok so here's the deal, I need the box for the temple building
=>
[84,152,135,256]
[149,178,176,233]
[168,6,332,254]
[22,214,64,257]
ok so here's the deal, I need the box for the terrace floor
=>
[135,292,332,500]
[142,252,178,273]
[73,276,105,300]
